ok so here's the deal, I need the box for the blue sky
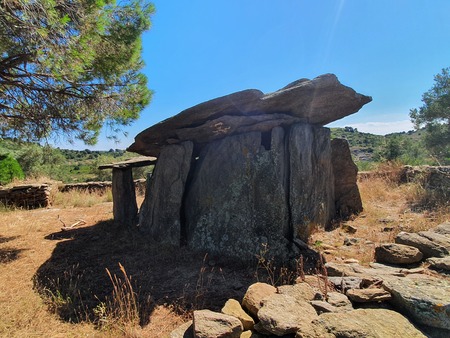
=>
[68,0,450,150]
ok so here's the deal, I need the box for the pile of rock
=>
[0,184,51,209]
[374,222,450,272]
[170,275,438,337]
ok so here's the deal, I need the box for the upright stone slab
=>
[184,128,290,260]
[112,168,138,227]
[331,138,363,219]
[289,124,334,241]
[139,141,193,245]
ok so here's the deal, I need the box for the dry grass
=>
[1,173,448,337]
[312,172,449,265]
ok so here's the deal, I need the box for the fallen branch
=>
[61,219,86,231]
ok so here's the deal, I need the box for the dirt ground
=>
[0,178,448,337]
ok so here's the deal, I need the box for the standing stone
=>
[139,141,193,245]
[331,138,363,219]
[185,129,290,260]
[289,124,335,241]
[112,168,138,227]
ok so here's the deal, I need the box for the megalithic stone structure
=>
[128,74,371,262]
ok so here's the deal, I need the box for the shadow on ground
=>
[33,220,257,325]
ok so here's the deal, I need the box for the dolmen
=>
[128,74,371,262]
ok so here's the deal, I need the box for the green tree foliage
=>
[410,67,450,164]
[0,0,154,145]
[0,154,24,184]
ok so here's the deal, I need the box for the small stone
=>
[344,237,361,246]
[242,282,276,317]
[169,321,193,338]
[193,310,243,338]
[328,276,362,292]
[427,256,450,272]
[310,300,338,313]
[239,330,252,338]
[277,282,315,301]
[346,288,392,303]
[342,224,357,234]
[258,293,318,336]
[326,292,353,308]
[343,258,360,264]
[375,243,423,264]
[222,299,255,331]
[382,226,395,232]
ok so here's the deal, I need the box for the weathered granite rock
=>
[382,276,450,330]
[326,292,353,309]
[138,142,193,244]
[395,231,449,258]
[257,293,318,335]
[289,124,335,240]
[300,309,426,338]
[242,283,277,317]
[346,288,392,303]
[277,282,315,302]
[170,321,193,338]
[331,138,363,219]
[128,74,371,156]
[433,222,450,235]
[310,300,340,313]
[328,277,362,292]
[185,130,290,260]
[193,309,243,338]
[427,256,450,271]
[375,243,423,264]
[221,299,254,331]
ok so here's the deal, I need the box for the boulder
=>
[426,256,450,272]
[395,231,449,258]
[138,141,193,244]
[241,283,277,317]
[374,243,423,264]
[128,74,371,156]
[193,309,243,338]
[382,276,450,330]
[326,292,353,309]
[277,282,315,302]
[221,299,254,331]
[331,138,363,219]
[298,309,426,338]
[346,288,392,303]
[257,292,319,335]
[170,321,193,338]
[433,222,450,235]
[328,277,362,292]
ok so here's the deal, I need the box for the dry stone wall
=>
[0,184,51,209]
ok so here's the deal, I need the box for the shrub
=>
[0,154,24,184]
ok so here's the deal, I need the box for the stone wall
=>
[0,184,51,209]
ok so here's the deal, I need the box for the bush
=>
[0,154,25,184]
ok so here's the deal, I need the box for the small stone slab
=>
[193,309,243,338]
[306,309,426,338]
[382,276,450,330]
[395,231,449,258]
[242,282,276,317]
[375,243,423,264]
[221,298,254,331]
[310,300,339,313]
[427,256,450,272]
[346,288,392,303]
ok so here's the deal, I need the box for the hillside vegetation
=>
[0,127,437,184]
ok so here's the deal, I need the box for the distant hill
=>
[0,127,431,182]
